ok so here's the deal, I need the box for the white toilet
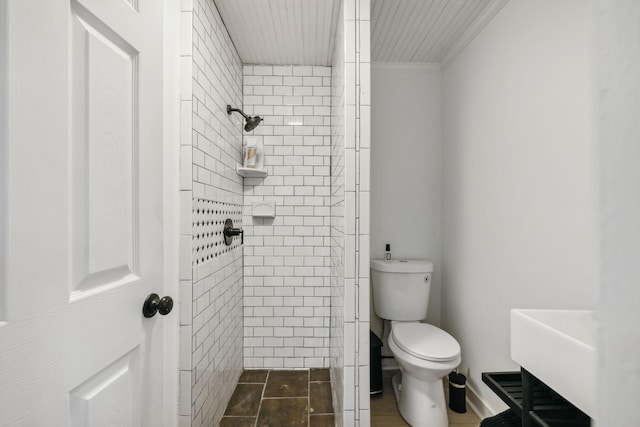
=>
[371,259,461,427]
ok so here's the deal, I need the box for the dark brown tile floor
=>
[219,369,334,427]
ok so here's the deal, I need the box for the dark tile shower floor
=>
[219,369,334,427]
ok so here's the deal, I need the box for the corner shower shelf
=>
[236,164,267,178]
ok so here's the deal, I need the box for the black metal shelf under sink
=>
[482,369,591,427]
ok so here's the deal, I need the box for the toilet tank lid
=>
[370,259,434,273]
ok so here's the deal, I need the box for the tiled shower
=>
[242,64,332,370]
[178,0,371,426]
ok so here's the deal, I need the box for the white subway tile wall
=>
[178,0,370,425]
[179,1,244,426]
[330,3,346,425]
[242,64,332,369]
[191,199,242,265]
[332,0,371,426]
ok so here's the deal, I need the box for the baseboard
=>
[381,357,398,371]
[466,381,495,420]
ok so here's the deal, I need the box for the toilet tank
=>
[371,259,434,321]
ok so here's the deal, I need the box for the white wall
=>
[242,64,332,370]
[330,0,371,425]
[441,0,598,414]
[370,64,442,332]
[596,1,640,424]
[329,7,346,420]
[0,0,6,322]
[179,1,245,425]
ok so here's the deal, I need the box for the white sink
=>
[511,309,596,418]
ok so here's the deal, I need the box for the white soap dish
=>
[252,201,276,217]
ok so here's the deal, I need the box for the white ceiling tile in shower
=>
[214,0,342,66]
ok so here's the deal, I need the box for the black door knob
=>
[143,293,174,318]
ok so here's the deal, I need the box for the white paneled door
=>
[1,0,173,425]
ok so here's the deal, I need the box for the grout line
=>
[262,396,309,399]
[253,370,269,427]
[307,368,310,427]
[221,415,257,418]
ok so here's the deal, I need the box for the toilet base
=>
[391,371,448,427]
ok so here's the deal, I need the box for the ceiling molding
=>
[372,62,441,71]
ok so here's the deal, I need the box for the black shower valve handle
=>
[223,218,243,245]
[226,227,244,244]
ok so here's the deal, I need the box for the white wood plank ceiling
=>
[213,0,508,66]
[214,0,342,66]
[371,0,508,63]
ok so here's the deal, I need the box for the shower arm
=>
[226,105,250,120]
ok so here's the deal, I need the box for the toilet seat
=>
[391,323,460,362]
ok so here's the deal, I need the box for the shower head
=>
[244,115,263,132]
[227,105,263,132]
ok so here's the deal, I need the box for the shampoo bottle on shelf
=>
[384,244,391,261]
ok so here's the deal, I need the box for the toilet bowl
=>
[371,259,462,427]
[388,322,461,427]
